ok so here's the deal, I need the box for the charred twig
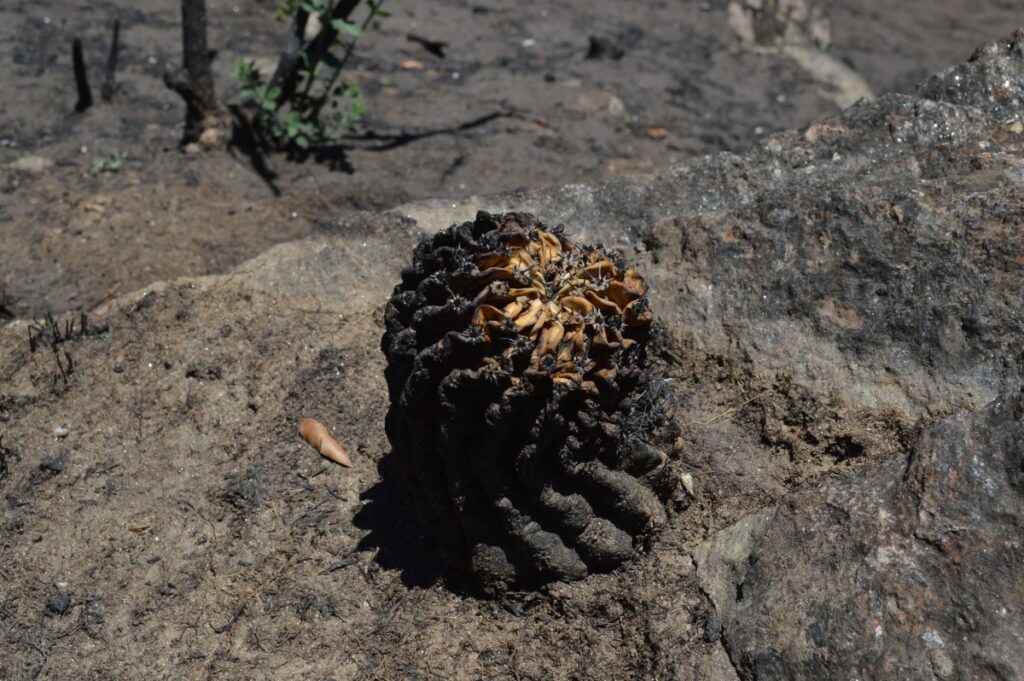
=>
[28,312,101,386]
[27,641,48,681]
[319,556,357,574]
[54,350,74,385]
[164,0,228,144]
[28,312,92,352]
[135,387,144,442]
[246,623,266,652]
[658,347,685,365]
[0,436,21,481]
[406,33,447,58]
[266,7,310,106]
[211,602,245,634]
[100,18,121,101]
[263,0,362,114]
[294,0,362,100]
[0,285,14,320]
[72,38,93,112]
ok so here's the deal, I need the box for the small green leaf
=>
[90,151,122,175]
[368,0,390,15]
[294,135,310,149]
[276,1,298,19]
[330,18,362,37]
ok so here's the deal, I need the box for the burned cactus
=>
[382,211,681,591]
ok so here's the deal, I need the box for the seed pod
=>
[298,418,352,467]
[381,211,681,592]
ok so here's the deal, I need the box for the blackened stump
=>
[382,211,681,592]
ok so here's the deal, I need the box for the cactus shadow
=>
[353,453,446,589]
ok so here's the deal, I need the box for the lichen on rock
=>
[382,211,683,591]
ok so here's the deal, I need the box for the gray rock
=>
[918,29,1024,120]
[716,390,1024,679]
[45,592,70,616]
[7,155,53,173]
[692,509,774,623]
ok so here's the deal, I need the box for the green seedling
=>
[235,0,389,150]
[90,151,123,175]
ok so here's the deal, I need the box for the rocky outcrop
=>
[400,30,1024,678]
[697,391,1024,679]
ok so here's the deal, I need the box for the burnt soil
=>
[1,0,1019,318]
[1,1,1021,680]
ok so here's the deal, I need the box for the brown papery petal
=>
[582,261,616,279]
[529,309,552,336]
[624,300,654,326]
[514,299,544,330]
[621,269,646,296]
[535,321,565,357]
[473,304,508,326]
[510,250,535,269]
[502,300,525,318]
[585,290,623,315]
[604,281,638,308]
[507,287,544,299]
[478,254,510,268]
[537,231,564,267]
[560,296,594,316]
[477,266,520,281]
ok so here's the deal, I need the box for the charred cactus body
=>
[382,211,680,591]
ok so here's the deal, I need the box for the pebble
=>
[53,426,69,439]
[46,593,71,616]
[8,155,53,173]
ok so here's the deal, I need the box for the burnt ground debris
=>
[1,3,1024,680]
[1,0,1020,319]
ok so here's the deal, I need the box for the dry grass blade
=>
[699,390,772,427]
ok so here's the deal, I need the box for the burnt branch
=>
[266,7,310,106]
[165,0,228,145]
[272,0,361,108]
[100,18,120,101]
[27,312,108,386]
[72,38,92,112]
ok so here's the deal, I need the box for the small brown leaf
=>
[401,59,425,70]
[645,127,669,140]
[299,418,352,467]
